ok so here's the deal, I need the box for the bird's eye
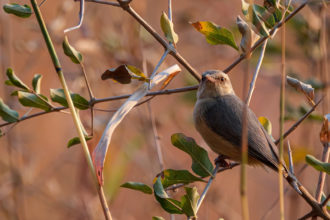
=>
[220,77,225,82]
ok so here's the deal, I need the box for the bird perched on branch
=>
[193,70,285,172]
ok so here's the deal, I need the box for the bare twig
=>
[287,141,294,175]
[196,163,220,212]
[275,97,324,145]
[315,143,329,202]
[84,0,120,7]
[147,102,165,171]
[64,0,85,33]
[87,0,200,81]
[246,40,268,105]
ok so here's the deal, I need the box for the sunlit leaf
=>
[160,12,179,45]
[181,187,199,217]
[6,68,29,90]
[306,155,330,174]
[18,91,51,111]
[62,36,83,64]
[32,74,42,94]
[192,21,238,50]
[160,169,205,188]
[121,181,153,194]
[152,217,165,220]
[320,114,330,144]
[3,3,32,18]
[171,133,214,177]
[287,76,315,106]
[126,65,149,82]
[258,116,272,135]
[67,136,92,148]
[0,98,19,122]
[153,177,183,214]
[50,88,89,110]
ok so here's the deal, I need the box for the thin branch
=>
[246,39,268,105]
[315,143,329,202]
[0,85,198,128]
[165,162,239,192]
[321,194,330,207]
[85,0,120,7]
[275,97,323,145]
[87,0,200,81]
[196,163,220,212]
[287,141,294,175]
[64,0,85,33]
[168,0,172,21]
[81,63,95,100]
[148,102,165,171]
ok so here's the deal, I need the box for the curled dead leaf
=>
[236,16,259,56]
[320,114,330,144]
[287,76,315,106]
[101,64,149,84]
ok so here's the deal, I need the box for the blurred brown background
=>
[0,0,329,219]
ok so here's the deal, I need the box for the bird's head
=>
[197,70,235,99]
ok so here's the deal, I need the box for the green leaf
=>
[305,155,330,174]
[250,5,270,36]
[0,129,2,138]
[62,36,83,64]
[6,68,29,90]
[253,4,275,29]
[171,133,214,178]
[32,74,42,94]
[241,1,270,37]
[50,89,89,110]
[152,217,165,220]
[258,116,272,135]
[3,3,32,18]
[181,187,199,217]
[153,177,183,214]
[18,91,51,111]
[160,12,179,45]
[121,181,153,194]
[0,98,19,122]
[161,169,205,188]
[67,136,92,148]
[192,21,238,50]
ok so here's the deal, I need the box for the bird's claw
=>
[215,155,230,168]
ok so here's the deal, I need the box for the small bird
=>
[193,70,283,171]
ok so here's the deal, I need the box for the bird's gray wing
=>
[202,95,279,171]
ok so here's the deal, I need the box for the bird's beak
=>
[205,75,216,83]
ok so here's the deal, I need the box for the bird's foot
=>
[214,155,230,168]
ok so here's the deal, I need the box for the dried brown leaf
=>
[320,114,330,144]
[236,16,259,56]
[101,65,132,84]
[287,76,315,106]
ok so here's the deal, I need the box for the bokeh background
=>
[0,0,329,219]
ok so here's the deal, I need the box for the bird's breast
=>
[193,99,242,161]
